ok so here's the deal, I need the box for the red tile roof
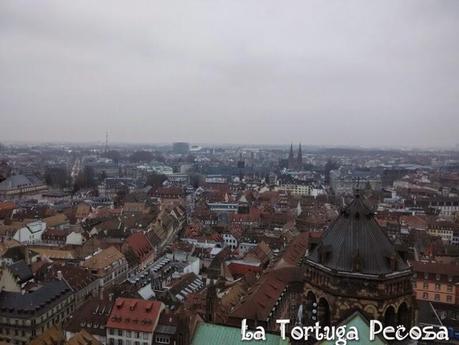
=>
[227,262,262,277]
[245,242,272,266]
[229,267,304,322]
[106,298,163,333]
[273,232,309,269]
[0,202,15,211]
[230,208,261,224]
[411,261,459,276]
[125,232,154,262]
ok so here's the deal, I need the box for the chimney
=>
[57,270,63,281]
[24,248,30,265]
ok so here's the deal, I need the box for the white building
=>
[106,298,164,345]
[13,220,46,244]
[280,184,312,196]
[166,252,200,275]
[66,231,86,246]
[238,242,258,256]
[223,233,238,250]
[430,199,459,217]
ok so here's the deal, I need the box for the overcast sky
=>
[1,1,458,148]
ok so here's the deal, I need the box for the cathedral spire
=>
[288,144,295,169]
[288,144,294,159]
[297,143,302,167]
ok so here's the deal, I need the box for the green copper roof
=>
[191,323,289,345]
[319,312,387,345]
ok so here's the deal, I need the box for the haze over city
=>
[1,0,459,148]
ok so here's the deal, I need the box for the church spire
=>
[297,143,302,168]
[288,144,295,169]
[288,144,294,159]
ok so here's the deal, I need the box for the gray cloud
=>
[1,0,458,148]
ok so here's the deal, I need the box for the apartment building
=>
[106,298,164,345]
[412,261,459,305]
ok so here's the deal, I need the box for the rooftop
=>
[308,195,410,276]
[64,297,114,336]
[0,280,72,317]
[7,260,33,283]
[82,246,125,271]
[0,174,44,191]
[191,323,289,345]
[106,298,163,333]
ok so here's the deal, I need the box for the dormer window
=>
[386,255,397,271]
[353,252,362,272]
[318,245,331,264]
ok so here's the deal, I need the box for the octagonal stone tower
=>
[302,194,415,327]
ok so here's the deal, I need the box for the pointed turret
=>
[288,144,295,169]
[297,143,303,168]
[206,280,217,322]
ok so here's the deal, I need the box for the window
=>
[135,332,140,339]
[109,329,114,335]
[447,284,453,292]
[118,340,123,345]
[447,295,453,303]
[435,294,440,301]
[423,282,428,289]
[435,283,441,291]
[126,331,131,337]
[436,274,441,281]
[118,329,123,336]
[424,272,429,280]
[156,336,170,344]
[422,292,428,299]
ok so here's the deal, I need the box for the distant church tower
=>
[297,143,303,168]
[288,143,302,170]
[288,144,295,170]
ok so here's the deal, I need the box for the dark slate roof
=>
[308,195,409,275]
[0,280,72,316]
[64,297,114,336]
[8,260,33,283]
[0,175,43,191]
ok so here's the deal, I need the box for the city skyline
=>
[2,138,459,151]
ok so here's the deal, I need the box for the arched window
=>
[397,302,411,328]
[305,291,317,325]
[384,306,396,327]
[317,298,331,326]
